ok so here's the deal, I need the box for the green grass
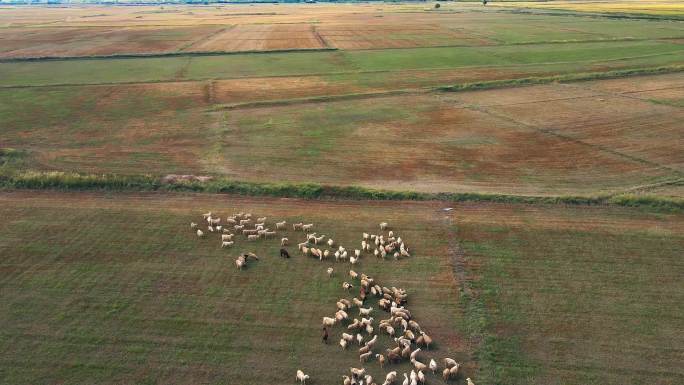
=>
[0,40,681,87]
[457,208,684,384]
[0,192,464,385]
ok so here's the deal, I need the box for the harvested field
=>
[0,191,466,385]
[185,24,326,52]
[0,25,224,58]
[1,74,681,196]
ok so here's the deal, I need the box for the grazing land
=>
[1,73,682,196]
[0,2,683,385]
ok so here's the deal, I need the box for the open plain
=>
[0,2,682,385]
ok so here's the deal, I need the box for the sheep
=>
[190,222,197,229]
[365,323,374,335]
[207,225,215,233]
[263,230,276,238]
[298,242,308,251]
[196,229,205,237]
[442,368,451,382]
[401,249,411,258]
[411,359,427,372]
[296,370,309,385]
[334,250,341,261]
[402,345,411,359]
[380,222,388,230]
[365,375,374,385]
[209,218,221,226]
[327,267,334,277]
[322,317,336,327]
[365,334,378,348]
[383,371,397,385]
[443,358,458,368]
[293,222,303,231]
[302,246,310,256]
[337,301,348,311]
[340,338,348,350]
[235,258,245,270]
[356,333,364,345]
[239,219,251,226]
[359,307,373,316]
[313,235,326,244]
[429,359,437,374]
[466,377,474,385]
[386,325,395,337]
[221,241,234,248]
[338,245,346,253]
[349,270,359,280]
[347,319,362,331]
[417,332,432,350]
[302,223,314,232]
[324,250,331,260]
[275,221,287,230]
[408,320,421,333]
[350,367,366,378]
[342,375,351,385]
[404,330,416,341]
[257,217,267,223]
[243,229,258,236]
[216,225,223,232]
[281,237,289,246]
[234,225,244,231]
[376,354,385,368]
[363,232,369,240]
[202,211,212,219]
[359,344,371,355]
[247,234,259,241]
[402,373,409,385]
[359,351,372,363]
[416,371,425,385]
[327,238,335,247]
[450,364,461,379]
[342,333,354,342]
[221,234,234,241]
[335,310,349,322]
[340,251,348,261]
[225,218,236,225]
[350,256,358,266]
[352,297,363,308]
[410,348,421,361]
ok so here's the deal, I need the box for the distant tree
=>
[434,3,440,8]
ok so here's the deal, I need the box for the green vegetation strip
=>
[1,170,681,212]
[437,65,684,92]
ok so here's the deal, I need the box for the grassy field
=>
[0,192,682,385]
[1,3,683,385]
[0,191,466,385]
[455,203,684,385]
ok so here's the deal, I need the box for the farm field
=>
[0,191,466,385]
[1,3,683,385]
[0,192,682,385]
[2,73,682,196]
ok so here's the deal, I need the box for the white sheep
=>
[340,338,348,350]
[359,307,373,316]
[322,317,336,327]
[354,249,361,258]
[275,220,287,230]
[429,359,437,374]
[263,230,276,238]
[257,217,267,223]
[356,333,364,345]
[327,267,334,277]
[467,377,475,385]
[196,229,205,237]
[239,219,251,226]
[443,358,458,368]
[221,241,234,248]
[207,225,214,232]
[221,234,234,241]
[202,211,212,219]
[327,238,335,247]
[362,232,369,240]
[190,222,197,229]
[313,234,325,244]
[293,222,303,231]
[417,371,425,384]
[222,228,232,234]
[349,270,359,280]
[296,369,309,385]
[343,282,353,291]
[380,222,388,230]
[281,237,288,246]
[350,256,358,265]
[384,371,397,385]
[247,234,259,241]
[324,250,331,259]
[302,223,314,232]
[359,351,372,363]
[235,258,244,270]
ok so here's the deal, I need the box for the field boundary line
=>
[0,170,681,212]
[177,25,234,52]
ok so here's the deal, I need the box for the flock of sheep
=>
[189,211,475,385]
